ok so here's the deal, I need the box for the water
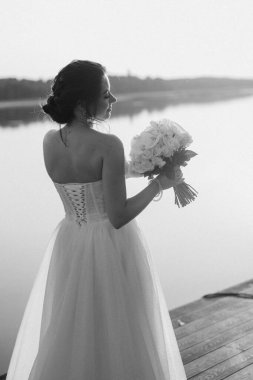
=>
[1,96,253,373]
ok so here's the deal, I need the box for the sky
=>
[1,0,253,80]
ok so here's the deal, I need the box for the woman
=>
[6,60,187,379]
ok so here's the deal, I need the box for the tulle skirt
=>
[6,217,186,380]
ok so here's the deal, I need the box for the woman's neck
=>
[66,117,93,130]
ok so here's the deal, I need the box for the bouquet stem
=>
[174,182,198,207]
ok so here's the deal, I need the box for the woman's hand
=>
[156,165,184,190]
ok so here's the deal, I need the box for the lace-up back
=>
[54,180,108,225]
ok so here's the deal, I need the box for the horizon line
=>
[1,74,253,82]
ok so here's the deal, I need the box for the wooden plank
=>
[224,363,253,379]
[181,319,253,364]
[170,279,253,319]
[190,346,253,380]
[178,308,253,351]
[172,297,253,329]
[227,332,253,352]
[175,299,253,339]
[185,332,253,378]
[185,345,241,378]
[171,282,253,329]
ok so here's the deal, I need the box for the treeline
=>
[110,76,253,94]
[0,75,253,101]
[0,78,51,100]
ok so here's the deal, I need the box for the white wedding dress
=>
[6,179,186,380]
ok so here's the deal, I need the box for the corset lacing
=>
[61,185,88,226]
[54,180,108,226]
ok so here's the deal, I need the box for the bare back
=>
[43,124,167,229]
[43,126,110,184]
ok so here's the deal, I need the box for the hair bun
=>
[42,95,55,112]
[42,95,69,124]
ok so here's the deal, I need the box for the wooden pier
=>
[2,279,253,379]
[170,279,253,379]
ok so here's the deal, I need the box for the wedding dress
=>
[6,179,186,380]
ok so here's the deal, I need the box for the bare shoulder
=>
[42,130,62,165]
[43,129,58,147]
[102,133,124,156]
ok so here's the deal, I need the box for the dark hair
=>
[42,60,106,125]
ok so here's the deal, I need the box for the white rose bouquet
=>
[129,118,198,207]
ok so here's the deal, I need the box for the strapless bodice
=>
[53,180,108,226]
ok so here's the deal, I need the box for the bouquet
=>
[129,118,198,207]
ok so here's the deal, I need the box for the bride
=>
[6,60,187,379]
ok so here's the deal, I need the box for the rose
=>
[129,158,155,173]
[151,156,166,168]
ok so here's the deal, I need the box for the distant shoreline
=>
[1,76,253,106]
[1,87,253,110]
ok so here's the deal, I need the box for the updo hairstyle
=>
[42,60,106,125]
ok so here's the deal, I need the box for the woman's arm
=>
[102,135,179,229]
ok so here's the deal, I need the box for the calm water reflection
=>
[1,96,253,373]
[1,89,252,127]
[0,93,174,126]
